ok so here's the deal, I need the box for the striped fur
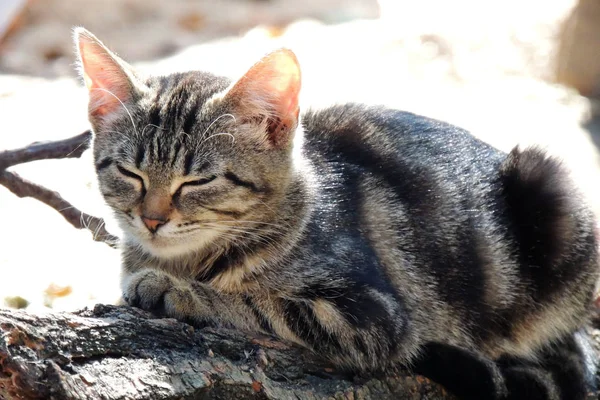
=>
[76,28,600,399]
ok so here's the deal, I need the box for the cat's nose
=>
[141,216,167,233]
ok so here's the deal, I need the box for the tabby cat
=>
[74,27,600,399]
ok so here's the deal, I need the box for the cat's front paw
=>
[122,269,197,319]
[122,269,172,313]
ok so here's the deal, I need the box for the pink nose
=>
[142,216,167,233]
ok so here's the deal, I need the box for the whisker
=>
[173,227,205,235]
[66,141,89,157]
[254,199,294,230]
[180,131,191,139]
[90,87,138,134]
[200,132,235,145]
[140,123,167,138]
[200,223,279,246]
[144,123,166,132]
[200,113,236,140]
[190,223,258,243]
[201,219,289,230]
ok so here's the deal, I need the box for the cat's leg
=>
[499,362,563,400]
[121,268,264,331]
[411,342,508,400]
[411,331,595,400]
[498,330,594,400]
[122,267,411,370]
[121,268,174,314]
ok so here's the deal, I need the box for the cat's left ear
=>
[224,49,301,148]
[74,27,141,121]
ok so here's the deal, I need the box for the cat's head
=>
[74,28,302,259]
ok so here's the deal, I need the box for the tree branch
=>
[0,130,119,247]
[0,169,118,247]
[0,304,453,400]
[0,130,92,170]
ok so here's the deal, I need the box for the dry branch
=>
[0,130,119,247]
[0,170,118,246]
[0,304,452,400]
[0,130,92,171]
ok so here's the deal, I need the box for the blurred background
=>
[0,0,599,311]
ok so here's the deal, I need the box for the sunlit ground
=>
[0,0,598,311]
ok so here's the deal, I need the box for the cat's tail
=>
[499,146,598,299]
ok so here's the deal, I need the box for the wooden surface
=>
[0,304,453,400]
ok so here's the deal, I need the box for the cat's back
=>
[301,103,505,181]
[299,103,599,359]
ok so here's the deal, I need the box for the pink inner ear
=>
[264,52,301,146]
[230,49,301,147]
[78,35,132,118]
[266,51,301,114]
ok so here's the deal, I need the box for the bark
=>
[0,304,453,400]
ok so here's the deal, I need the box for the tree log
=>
[0,304,453,400]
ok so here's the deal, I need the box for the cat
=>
[74,27,600,399]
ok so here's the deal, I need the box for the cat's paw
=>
[122,269,172,312]
[122,269,197,319]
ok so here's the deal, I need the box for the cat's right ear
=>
[222,49,301,149]
[74,28,140,121]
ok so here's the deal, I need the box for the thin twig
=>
[0,170,119,247]
[0,130,92,171]
[0,130,119,247]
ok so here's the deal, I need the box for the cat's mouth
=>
[146,233,165,243]
[129,223,221,259]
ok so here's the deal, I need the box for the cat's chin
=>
[130,235,206,260]
[120,224,222,260]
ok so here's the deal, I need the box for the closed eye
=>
[174,175,217,197]
[117,165,145,186]
[181,175,217,187]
